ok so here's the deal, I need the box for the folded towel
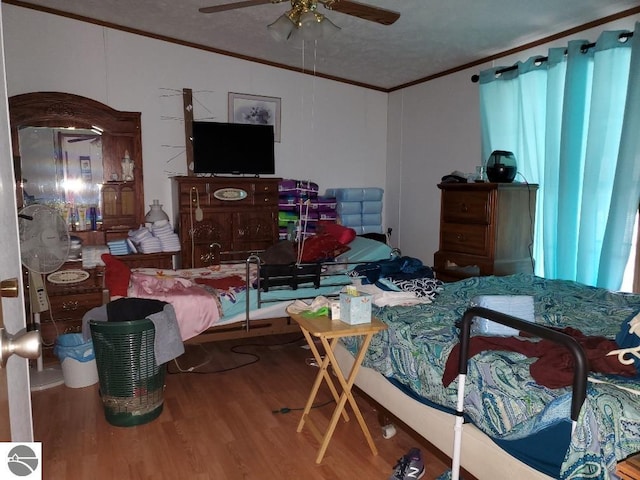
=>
[471,295,535,336]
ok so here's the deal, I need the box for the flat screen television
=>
[192,121,275,175]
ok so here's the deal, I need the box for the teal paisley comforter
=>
[341,274,640,479]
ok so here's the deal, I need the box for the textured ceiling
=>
[7,0,640,90]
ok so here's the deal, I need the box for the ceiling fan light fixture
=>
[320,15,340,37]
[300,11,323,39]
[268,13,296,41]
[267,0,339,42]
[298,10,320,27]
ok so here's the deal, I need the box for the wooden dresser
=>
[117,252,175,270]
[434,182,538,282]
[172,176,281,268]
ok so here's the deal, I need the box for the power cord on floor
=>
[167,335,306,375]
[272,398,334,414]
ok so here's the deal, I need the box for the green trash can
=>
[89,319,165,427]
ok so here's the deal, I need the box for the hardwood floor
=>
[33,333,451,480]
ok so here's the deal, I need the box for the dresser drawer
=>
[40,318,83,348]
[177,183,255,208]
[117,252,175,269]
[440,223,490,256]
[48,291,104,322]
[253,192,279,205]
[442,190,492,224]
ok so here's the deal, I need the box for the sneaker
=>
[389,448,425,480]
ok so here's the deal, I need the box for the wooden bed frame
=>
[185,316,300,343]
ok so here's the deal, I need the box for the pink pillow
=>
[101,254,131,297]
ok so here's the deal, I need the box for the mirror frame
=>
[9,92,145,239]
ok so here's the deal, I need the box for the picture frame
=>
[228,92,281,142]
[79,156,92,182]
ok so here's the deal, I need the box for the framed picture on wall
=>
[228,92,281,142]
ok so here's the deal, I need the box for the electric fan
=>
[18,204,70,390]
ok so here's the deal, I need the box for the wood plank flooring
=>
[33,333,451,480]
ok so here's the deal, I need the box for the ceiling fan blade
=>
[199,0,275,14]
[321,0,400,25]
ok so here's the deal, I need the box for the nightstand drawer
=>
[440,224,490,256]
[48,291,104,321]
[442,190,491,224]
[40,318,83,347]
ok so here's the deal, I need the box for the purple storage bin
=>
[278,203,298,212]
[300,211,319,221]
[279,195,298,205]
[316,196,337,210]
[278,179,319,198]
[318,211,337,221]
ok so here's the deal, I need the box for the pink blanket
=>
[128,272,223,341]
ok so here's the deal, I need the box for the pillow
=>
[615,310,640,372]
[300,234,351,263]
[101,253,131,297]
[318,222,357,245]
[260,240,296,264]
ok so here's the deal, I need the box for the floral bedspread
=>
[341,274,640,479]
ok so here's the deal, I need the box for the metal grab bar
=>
[457,306,588,422]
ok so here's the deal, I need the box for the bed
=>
[101,235,398,343]
[334,273,640,480]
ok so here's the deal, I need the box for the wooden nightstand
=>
[434,182,538,282]
[288,310,387,463]
[39,264,105,355]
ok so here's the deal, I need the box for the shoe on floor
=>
[389,447,425,480]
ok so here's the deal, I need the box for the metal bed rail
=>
[242,246,402,332]
[457,306,588,422]
[451,306,589,480]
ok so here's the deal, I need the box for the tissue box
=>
[339,291,372,325]
[471,295,535,336]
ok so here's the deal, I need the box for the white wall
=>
[389,14,640,264]
[2,5,388,224]
[5,5,638,267]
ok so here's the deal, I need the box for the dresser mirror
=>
[9,92,145,241]
[18,127,104,210]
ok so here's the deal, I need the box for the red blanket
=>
[443,327,636,389]
[194,275,245,291]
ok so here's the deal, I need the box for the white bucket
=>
[60,357,99,388]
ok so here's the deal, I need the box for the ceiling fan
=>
[199,0,401,27]
[67,137,101,144]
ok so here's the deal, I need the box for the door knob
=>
[0,328,41,367]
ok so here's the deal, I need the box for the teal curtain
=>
[479,23,640,290]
